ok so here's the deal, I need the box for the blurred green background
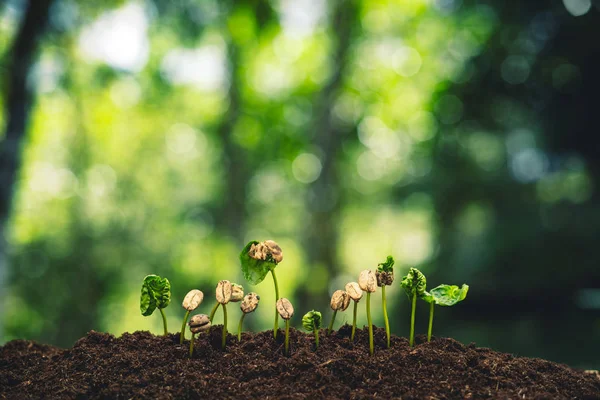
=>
[1,0,599,369]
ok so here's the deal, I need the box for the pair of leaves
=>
[240,241,278,285]
[401,268,427,298]
[423,284,469,306]
[140,275,171,316]
[302,310,322,331]
[377,255,395,273]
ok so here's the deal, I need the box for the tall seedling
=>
[376,256,395,348]
[401,268,426,347]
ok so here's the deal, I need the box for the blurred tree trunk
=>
[0,0,53,340]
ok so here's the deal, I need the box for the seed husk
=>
[182,289,204,311]
[276,298,294,320]
[216,280,232,304]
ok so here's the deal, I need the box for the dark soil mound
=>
[1,325,598,399]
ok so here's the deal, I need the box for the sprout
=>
[188,314,210,357]
[180,289,204,344]
[358,270,377,355]
[215,280,233,350]
[238,292,260,342]
[401,268,427,347]
[240,240,284,339]
[140,274,171,336]
[376,255,395,348]
[345,282,363,342]
[327,290,350,335]
[422,284,469,342]
[276,298,294,356]
[302,310,323,349]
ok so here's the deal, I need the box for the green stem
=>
[159,308,168,336]
[189,333,195,357]
[238,313,246,342]
[382,285,390,348]
[221,303,228,350]
[284,319,290,356]
[351,300,358,342]
[428,302,434,342]
[314,325,319,349]
[209,302,219,322]
[180,310,190,344]
[409,291,416,347]
[366,292,373,355]
[271,268,280,339]
[327,310,337,335]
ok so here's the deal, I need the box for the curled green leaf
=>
[240,241,278,285]
[302,310,322,331]
[140,274,171,316]
[377,255,395,273]
[401,267,427,299]
[429,284,469,306]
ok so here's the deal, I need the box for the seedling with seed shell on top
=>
[358,270,377,355]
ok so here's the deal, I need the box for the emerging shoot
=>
[238,292,260,341]
[188,314,210,357]
[376,255,395,348]
[180,289,204,344]
[240,239,284,339]
[422,284,469,342]
[328,290,350,335]
[276,298,294,356]
[302,310,323,349]
[358,270,377,355]
[401,268,427,347]
[140,274,171,336]
[216,280,233,350]
[345,282,363,342]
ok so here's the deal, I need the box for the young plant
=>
[238,292,260,342]
[422,284,469,342]
[209,283,244,321]
[188,314,210,357]
[215,280,233,350]
[401,268,427,347]
[240,240,284,339]
[358,270,377,355]
[327,290,350,335]
[302,310,323,349]
[140,274,171,336]
[180,289,204,344]
[276,298,294,356]
[376,255,395,348]
[345,282,363,342]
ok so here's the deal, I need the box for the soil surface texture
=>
[1,325,599,399]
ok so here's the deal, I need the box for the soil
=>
[1,325,599,399]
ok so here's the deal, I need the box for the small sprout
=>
[401,267,427,347]
[302,310,322,349]
[180,289,204,344]
[327,290,350,335]
[240,240,284,339]
[230,283,244,302]
[140,274,171,336]
[422,284,469,342]
[214,280,232,350]
[345,282,363,342]
[276,298,294,356]
[358,269,376,355]
[377,255,395,348]
[188,314,210,357]
[238,292,260,341]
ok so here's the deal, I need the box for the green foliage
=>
[424,284,469,306]
[140,275,171,316]
[377,255,395,273]
[401,268,427,299]
[302,310,322,331]
[239,241,277,285]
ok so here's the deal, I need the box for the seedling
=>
[422,284,469,342]
[345,282,363,342]
[180,289,204,344]
[209,282,244,322]
[140,274,171,336]
[376,255,395,348]
[327,290,350,335]
[401,268,427,347]
[188,314,211,357]
[276,298,294,356]
[240,240,284,339]
[358,270,377,355]
[216,280,233,350]
[238,292,260,341]
[302,310,322,349]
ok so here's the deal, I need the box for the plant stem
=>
[314,325,319,349]
[209,302,219,322]
[159,308,168,336]
[221,303,228,350]
[327,310,337,335]
[409,291,416,347]
[366,292,373,355]
[271,268,280,339]
[382,285,390,348]
[428,302,434,342]
[238,313,246,342]
[284,319,290,356]
[351,300,358,342]
[180,310,190,344]
[189,333,195,357]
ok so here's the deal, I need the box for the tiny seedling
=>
[376,255,395,348]
[422,284,469,342]
[302,310,323,349]
[358,270,377,355]
[238,292,260,341]
[209,282,243,322]
[180,289,204,344]
[188,314,211,357]
[216,280,233,350]
[140,274,171,336]
[276,298,294,356]
[240,240,284,339]
[327,290,350,335]
[401,268,427,347]
[345,282,363,342]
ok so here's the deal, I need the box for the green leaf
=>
[429,284,469,306]
[377,255,395,273]
[240,241,277,285]
[140,274,171,316]
[401,268,427,299]
[302,310,322,331]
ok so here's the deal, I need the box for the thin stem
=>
[271,268,280,339]
[189,333,195,357]
[209,302,219,322]
[382,285,390,348]
[284,319,290,356]
[159,308,168,336]
[222,303,228,350]
[238,313,246,342]
[366,292,373,355]
[351,300,358,342]
[428,302,434,342]
[327,310,337,335]
[314,325,319,349]
[180,310,190,344]
[409,291,416,347]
